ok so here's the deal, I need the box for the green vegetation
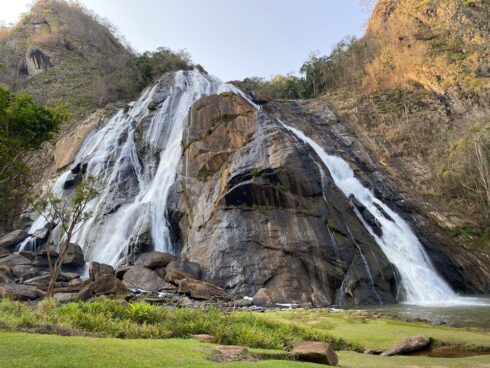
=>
[1,301,490,367]
[235,0,490,252]
[0,0,192,119]
[1,298,490,354]
[0,87,66,229]
[1,332,490,368]
[266,309,490,352]
[0,298,349,351]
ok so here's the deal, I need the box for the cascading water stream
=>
[279,120,485,306]
[22,71,241,266]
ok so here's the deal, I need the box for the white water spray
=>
[23,71,240,266]
[280,121,484,306]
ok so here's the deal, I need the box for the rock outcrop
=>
[174,92,398,305]
[381,336,430,356]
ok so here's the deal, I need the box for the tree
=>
[32,176,99,297]
[0,88,66,229]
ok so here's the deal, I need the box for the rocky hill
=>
[328,0,489,254]
[0,0,191,120]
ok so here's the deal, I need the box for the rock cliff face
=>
[169,89,488,305]
[28,70,489,306]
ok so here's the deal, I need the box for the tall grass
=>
[0,297,353,351]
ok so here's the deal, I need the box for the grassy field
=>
[266,309,490,351]
[0,332,489,368]
[0,298,489,367]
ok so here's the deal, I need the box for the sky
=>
[0,0,373,81]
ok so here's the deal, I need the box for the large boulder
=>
[292,341,338,366]
[0,254,32,269]
[381,336,430,356]
[0,230,28,249]
[89,261,114,281]
[11,265,41,280]
[138,251,175,269]
[0,266,14,284]
[78,274,128,301]
[0,284,45,301]
[164,268,189,285]
[122,266,165,292]
[59,243,85,267]
[178,278,231,300]
[252,288,274,306]
[166,260,201,280]
[32,228,50,246]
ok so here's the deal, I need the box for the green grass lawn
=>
[265,309,490,351]
[0,332,489,368]
[1,298,490,367]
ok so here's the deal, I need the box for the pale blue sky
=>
[1,0,372,81]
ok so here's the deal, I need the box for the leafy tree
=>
[31,176,98,297]
[0,88,66,228]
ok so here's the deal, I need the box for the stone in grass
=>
[210,346,252,362]
[292,341,338,366]
[192,334,214,343]
[381,336,430,356]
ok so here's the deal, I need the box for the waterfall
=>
[279,121,484,306]
[25,70,240,266]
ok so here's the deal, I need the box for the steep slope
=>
[235,0,489,254]
[21,70,488,307]
[328,0,490,253]
[0,0,137,119]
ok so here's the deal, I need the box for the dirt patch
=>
[208,345,257,363]
[19,324,92,337]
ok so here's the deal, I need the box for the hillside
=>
[329,0,489,252]
[236,0,490,253]
[0,0,191,120]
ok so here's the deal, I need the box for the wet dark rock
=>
[381,336,430,356]
[115,266,131,280]
[89,261,114,281]
[166,260,201,280]
[292,341,338,366]
[63,173,82,189]
[71,162,88,175]
[176,93,399,306]
[0,230,28,249]
[33,228,50,246]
